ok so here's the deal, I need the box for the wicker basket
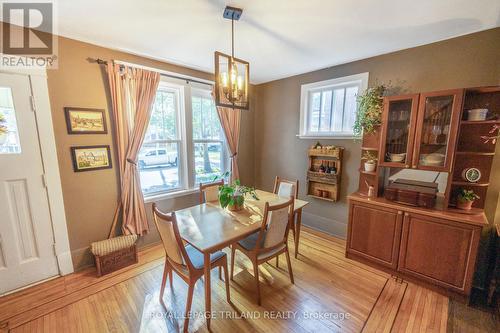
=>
[91,235,138,277]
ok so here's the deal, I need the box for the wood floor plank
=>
[0,229,461,333]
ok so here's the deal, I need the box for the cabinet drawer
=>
[398,212,480,293]
[347,202,403,269]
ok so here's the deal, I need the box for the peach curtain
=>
[107,63,160,236]
[213,95,241,182]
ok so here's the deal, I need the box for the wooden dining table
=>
[175,189,308,329]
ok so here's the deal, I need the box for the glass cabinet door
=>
[379,94,419,168]
[413,90,463,172]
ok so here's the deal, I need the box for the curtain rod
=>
[89,58,213,87]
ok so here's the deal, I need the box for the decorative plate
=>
[462,168,481,183]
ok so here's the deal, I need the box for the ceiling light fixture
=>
[214,6,249,110]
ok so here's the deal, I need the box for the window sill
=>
[296,134,359,140]
[143,188,199,204]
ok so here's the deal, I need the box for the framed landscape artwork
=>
[71,145,112,172]
[65,107,107,134]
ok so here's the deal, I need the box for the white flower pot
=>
[0,133,6,145]
[364,162,376,172]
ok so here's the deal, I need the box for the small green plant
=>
[362,150,378,163]
[457,189,480,202]
[215,171,259,209]
[353,84,386,137]
[0,113,7,135]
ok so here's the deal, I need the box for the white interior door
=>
[0,72,59,294]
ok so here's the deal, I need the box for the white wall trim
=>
[29,73,74,275]
[302,211,347,239]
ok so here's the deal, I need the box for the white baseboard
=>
[301,211,347,239]
[56,250,74,275]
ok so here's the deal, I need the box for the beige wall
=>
[46,36,255,269]
[254,28,500,237]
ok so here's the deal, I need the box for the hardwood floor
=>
[0,227,487,333]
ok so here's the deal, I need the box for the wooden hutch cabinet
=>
[348,86,499,296]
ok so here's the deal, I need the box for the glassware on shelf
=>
[430,125,441,144]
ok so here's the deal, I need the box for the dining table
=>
[174,189,309,329]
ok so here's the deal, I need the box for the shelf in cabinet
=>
[361,147,378,151]
[446,207,485,216]
[451,181,490,187]
[461,120,500,125]
[420,143,446,146]
[456,151,496,156]
[359,169,377,175]
[307,194,335,202]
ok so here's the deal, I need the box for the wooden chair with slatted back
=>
[230,197,295,305]
[152,203,230,332]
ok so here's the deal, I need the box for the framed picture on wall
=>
[64,107,107,134]
[71,145,112,172]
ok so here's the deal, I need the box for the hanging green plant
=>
[353,84,386,137]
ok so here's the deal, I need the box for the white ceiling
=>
[55,0,500,84]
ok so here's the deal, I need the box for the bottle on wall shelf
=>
[319,160,326,173]
[326,161,331,174]
[331,161,337,174]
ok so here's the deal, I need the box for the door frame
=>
[0,66,74,277]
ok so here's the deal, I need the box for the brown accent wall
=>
[254,28,500,237]
[46,36,255,269]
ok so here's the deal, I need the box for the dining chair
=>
[152,203,230,332]
[199,179,225,278]
[230,197,295,305]
[199,179,224,204]
[273,176,299,264]
[273,176,299,199]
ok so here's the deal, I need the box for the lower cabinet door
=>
[398,212,480,293]
[347,202,403,269]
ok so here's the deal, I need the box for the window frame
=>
[298,72,369,139]
[190,87,229,186]
[141,76,229,202]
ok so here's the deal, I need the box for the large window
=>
[139,79,229,197]
[299,72,368,138]
[192,89,228,184]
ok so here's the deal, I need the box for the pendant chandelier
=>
[214,6,250,110]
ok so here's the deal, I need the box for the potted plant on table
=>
[216,172,259,211]
[362,150,378,172]
[456,188,480,210]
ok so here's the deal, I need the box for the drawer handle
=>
[398,211,403,215]
[404,212,410,217]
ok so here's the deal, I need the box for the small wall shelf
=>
[306,145,343,202]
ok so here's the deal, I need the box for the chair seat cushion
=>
[90,234,138,256]
[185,244,225,269]
[238,231,285,260]
[238,231,264,251]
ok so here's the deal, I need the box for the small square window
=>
[299,73,368,139]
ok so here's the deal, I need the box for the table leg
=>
[204,252,211,329]
[295,208,302,259]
